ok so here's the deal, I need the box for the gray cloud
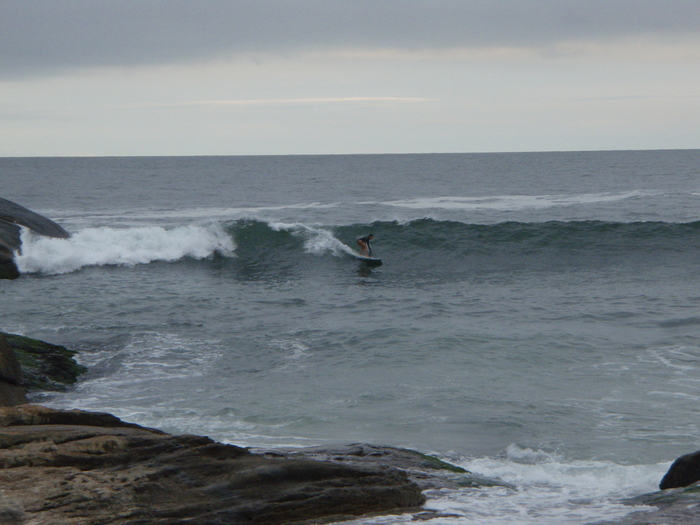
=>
[2,0,699,78]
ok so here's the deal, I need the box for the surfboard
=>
[351,252,383,266]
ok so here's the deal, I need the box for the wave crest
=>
[16,223,235,275]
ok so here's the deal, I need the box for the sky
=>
[1,0,699,156]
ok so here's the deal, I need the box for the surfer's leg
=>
[357,240,368,256]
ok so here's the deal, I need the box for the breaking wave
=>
[15,223,235,275]
[15,217,700,277]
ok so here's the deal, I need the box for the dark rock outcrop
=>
[0,197,69,240]
[0,254,19,280]
[263,443,514,492]
[0,405,425,524]
[660,449,700,490]
[0,336,27,406]
[0,332,86,392]
[0,197,69,279]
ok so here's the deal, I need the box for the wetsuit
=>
[357,236,372,255]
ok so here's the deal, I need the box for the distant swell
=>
[375,190,655,211]
[16,224,235,275]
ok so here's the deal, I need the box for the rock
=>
[0,197,70,279]
[0,221,21,265]
[0,335,27,407]
[0,405,425,524]
[0,404,147,429]
[0,332,86,392]
[0,383,27,408]
[0,254,19,280]
[0,335,23,385]
[261,443,515,492]
[660,449,700,490]
[0,197,69,241]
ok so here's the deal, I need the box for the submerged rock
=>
[0,405,425,525]
[0,332,86,392]
[0,197,69,279]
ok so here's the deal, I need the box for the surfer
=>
[357,234,374,256]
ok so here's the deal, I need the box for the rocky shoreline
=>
[0,333,467,524]
[3,332,700,524]
[0,404,428,524]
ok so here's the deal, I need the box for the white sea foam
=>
[14,223,235,275]
[271,338,312,361]
[343,445,667,525]
[270,338,313,372]
[371,190,655,212]
[41,331,226,430]
[77,331,223,386]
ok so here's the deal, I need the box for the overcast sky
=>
[1,0,699,156]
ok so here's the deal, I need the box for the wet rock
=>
[0,335,23,386]
[0,197,69,240]
[0,405,425,525]
[261,443,514,492]
[0,383,27,408]
[0,404,146,429]
[0,255,19,280]
[0,197,69,279]
[0,332,87,392]
[0,221,21,280]
[660,449,700,490]
[0,335,27,406]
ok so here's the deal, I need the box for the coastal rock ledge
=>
[0,405,425,525]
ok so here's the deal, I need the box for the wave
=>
[15,223,234,275]
[228,218,700,280]
[225,217,700,251]
[323,218,700,267]
[15,218,700,276]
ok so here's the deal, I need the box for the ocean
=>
[1,150,700,524]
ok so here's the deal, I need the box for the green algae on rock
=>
[0,333,86,392]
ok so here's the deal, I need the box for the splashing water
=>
[15,223,235,275]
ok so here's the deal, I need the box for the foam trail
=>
[269,222,355,256]
[15,224,235,275]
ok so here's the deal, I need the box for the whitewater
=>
[2,151,700,524]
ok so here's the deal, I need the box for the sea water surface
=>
[2,151,700,523]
